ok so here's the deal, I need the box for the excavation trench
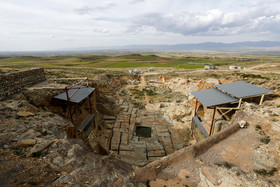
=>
[23,76,236,166]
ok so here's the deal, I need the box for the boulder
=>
[53,156,64,168]
[16,111,34,117]
[19,129,41,140]
[238,120,247,128]
[16,139,37,147]
[28,139,54,157]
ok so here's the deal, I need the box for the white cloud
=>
[0,0,280,51]
[74,2,116,15]
[128,7,280,37]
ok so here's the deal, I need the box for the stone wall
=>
[0,68,46,101]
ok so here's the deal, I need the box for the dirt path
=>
[149,111,280,187]
[139,74,149,105]
[246,63,268,70]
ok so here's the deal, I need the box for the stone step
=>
[121,132,129,145]
[110,131,121,151]
[103,115,116,120]
[148,149,165,157]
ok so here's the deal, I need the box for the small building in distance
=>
[148,67,154,72]
[205,64,218,70]
[128,68,143,74]
[229,66,242,70]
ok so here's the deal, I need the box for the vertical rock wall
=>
[0,68,46,100]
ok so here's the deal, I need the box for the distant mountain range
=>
[65,41,280,52]
[1,41,280,56]
[124,41,280,50]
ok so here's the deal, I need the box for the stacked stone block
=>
[0,68,46,101]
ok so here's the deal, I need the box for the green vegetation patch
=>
[28,180,39,185]
[260,136,271,144]
[215,161,233,169]
[255,125,262,131]
[7,58,31,62]
[106,62,148,68]
[177,64,204,69]
[105,61,204,69]
[254,168,277,176]
[146,89,157,96]
[123,55,158,60]
[131,89,145,97]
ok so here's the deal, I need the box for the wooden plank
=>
[49,77,87,80]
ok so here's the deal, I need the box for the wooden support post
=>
[191,117,194,137]
[194,99,198,116]
[88,94,93,114]
[259,94,265,105]
[209,107,216,136]
[65,87,75,126]
[238,98,242,108]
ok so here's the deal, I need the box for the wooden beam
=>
[49,77,87,80]
[259,94,265,105]
[194,99,198,116]
[219,109,232,121]
[216,107,241,110]
[29,87,65,90]
[238,98,242,108]
[209,107,216,136]
[65,87,75,127]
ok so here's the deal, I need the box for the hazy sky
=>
[1,0,280,51]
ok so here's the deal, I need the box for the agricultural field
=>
[0,53,279,72]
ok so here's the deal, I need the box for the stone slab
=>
[157,132,170,137]
[121,132,129,145]
[119,144,133,151]
[148,150,165,157]
[132,108,138,114]
[103,115,116,120]
[146,142,164,151]
[111,131,121,150]
[119,150,134,157]
[148,157,162,162]
[114,122,121,128]
[165,146,175,155]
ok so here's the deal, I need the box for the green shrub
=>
[260,136,270,144]
[131,89,145,97]
[215,161,233,169]
[223,161,233,169]
[28,181,38,185]
[146,90,157,96]
[255,125,262,131]
[254,168,277,176]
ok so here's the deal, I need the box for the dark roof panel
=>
[215,81,273,98]
[54,85,95,103]
[192,88,238,107]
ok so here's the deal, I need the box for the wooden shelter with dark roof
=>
[191,81,273,141]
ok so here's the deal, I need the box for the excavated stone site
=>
[1,68,280,186]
